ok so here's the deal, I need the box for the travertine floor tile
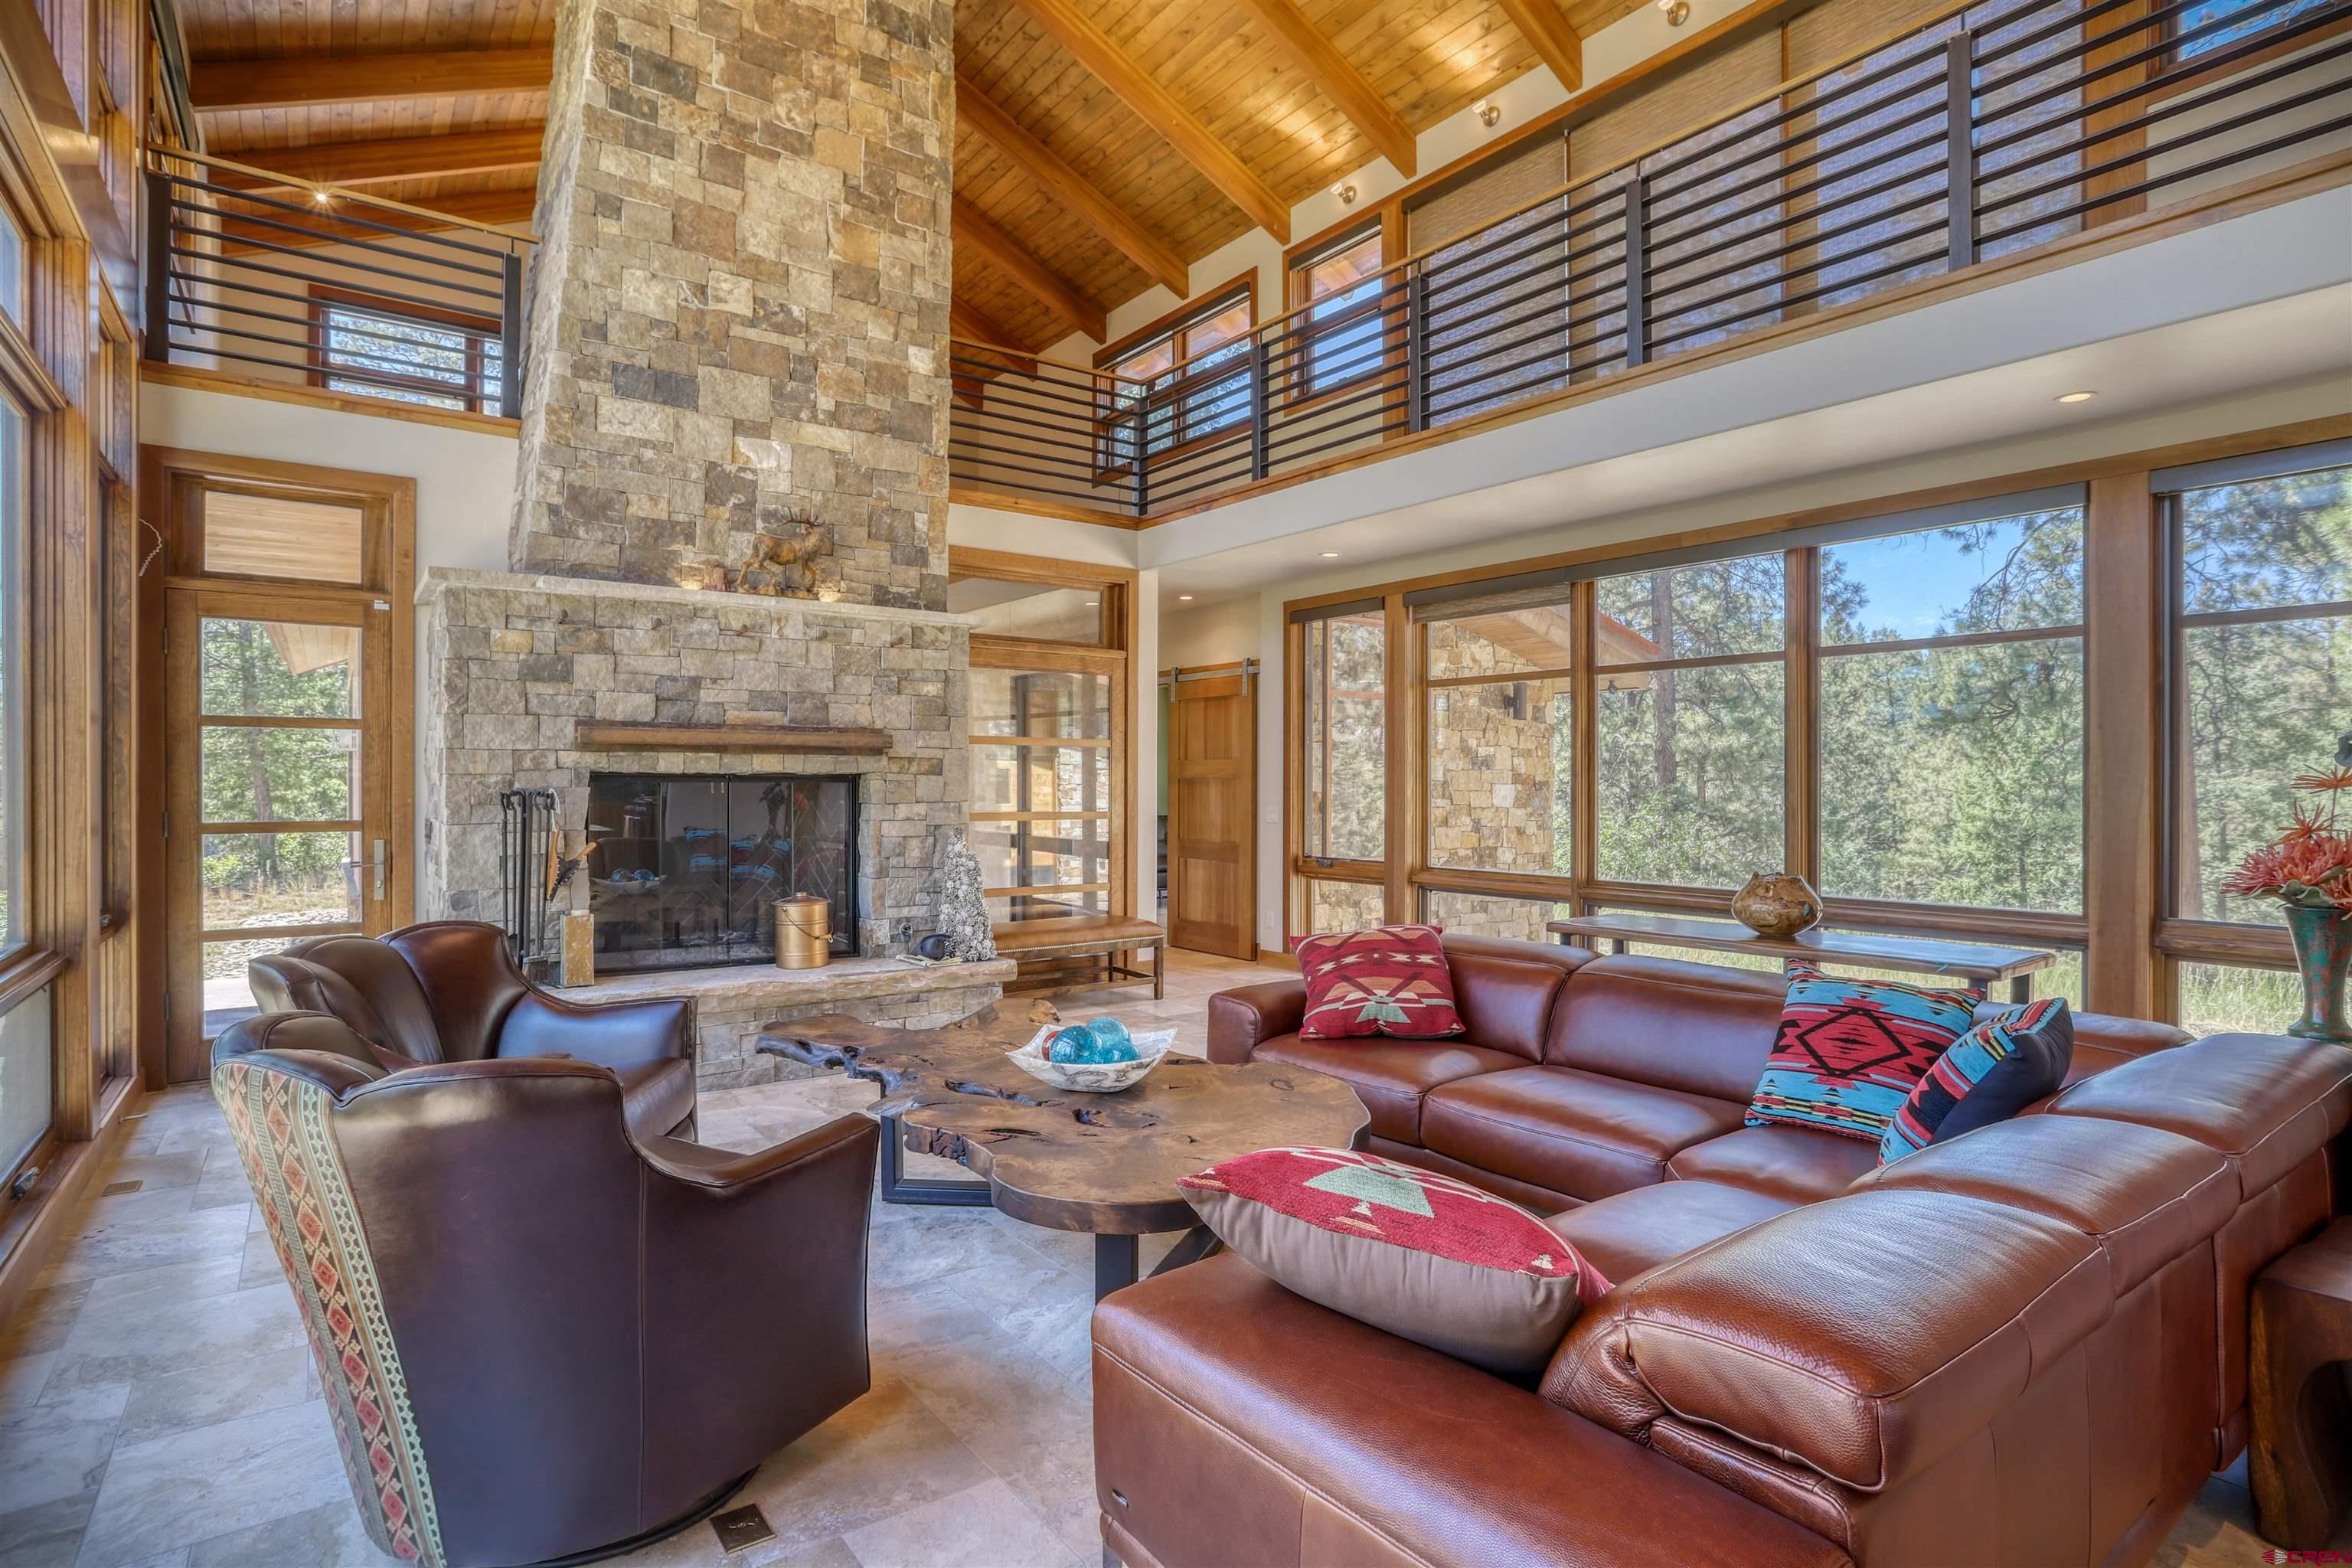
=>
[839,1478,1079,1568]
[74,1400,347,1567]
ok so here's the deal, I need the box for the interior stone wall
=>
[417,568,972,956]
[510,0,954,607]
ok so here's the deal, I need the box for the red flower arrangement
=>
[2223,766,2352,912]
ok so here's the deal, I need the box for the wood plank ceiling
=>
[172,0,1648,350]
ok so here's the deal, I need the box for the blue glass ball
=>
[1083,1018,1136,1058]
[1046,1021,1140,1064]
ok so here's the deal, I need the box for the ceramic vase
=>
[1731,871,1823,939]
[2282,903,2352,1044]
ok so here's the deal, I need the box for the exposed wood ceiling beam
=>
[952,298,1025,349]
[1228,0,1416,178]
[217,127,546,191]
[949,299,1026,409]
[1494,0,1586,93]
[220,187,536,255]
[190,47,554,111]
[1004,0,1292,243]
[953,195,1108,341]
[957,74,1191,298]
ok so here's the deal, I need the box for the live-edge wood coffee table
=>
[757,1001,1368,1299]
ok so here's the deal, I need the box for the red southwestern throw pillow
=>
[1178,1146,1609,1378]
[1746,960,1985,1144]
[1292,924,1465,1040]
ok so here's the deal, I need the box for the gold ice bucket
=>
[773,894,831,970]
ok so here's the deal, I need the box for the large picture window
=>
[1818,500,2087,912]
[2170,455,2352,928]
[1594,554,1785,889]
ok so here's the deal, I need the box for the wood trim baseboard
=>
[0,1076,142,1336]
[947,483,1145,530]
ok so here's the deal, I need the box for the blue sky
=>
[1828,526,2007,639]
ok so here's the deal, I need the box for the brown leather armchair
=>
[211,1011,879,1568]
[248,920,697,1139]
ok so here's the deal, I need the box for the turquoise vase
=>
[2282,903,2352,1044]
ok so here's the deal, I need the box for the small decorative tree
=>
[936,829,997,962]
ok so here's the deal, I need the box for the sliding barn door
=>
[1165,663,1256,960]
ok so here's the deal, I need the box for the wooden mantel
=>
[573,721,893,754]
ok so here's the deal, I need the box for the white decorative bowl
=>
[1007,1025,1176,1093]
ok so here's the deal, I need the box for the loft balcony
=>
[140,147,534,423]
[946,0,2352,527]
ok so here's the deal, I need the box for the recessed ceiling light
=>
[2056,390,2096,403]
[1084,599,1098,607]
[1320,550,1341,558]
[1177,593,1194,601]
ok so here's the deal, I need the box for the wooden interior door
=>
[162,588,397,1080]
[1165,662,1258,959]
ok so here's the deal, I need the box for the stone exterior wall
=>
[418,568,971,958]
[1426,621,1564,942]
[510,0,953,608]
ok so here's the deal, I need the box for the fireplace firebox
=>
[583,773,858,973]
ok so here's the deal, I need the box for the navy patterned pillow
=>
[1880,998,2075,1162]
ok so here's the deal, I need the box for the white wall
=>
[142,380,520,577]
[1159,596,1261,669]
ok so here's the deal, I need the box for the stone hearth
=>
[566,954,1016,1089]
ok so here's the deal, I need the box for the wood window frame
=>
[1281,211,1406,416]
[305,283,503,415]
[956,547,1142,926]
[2148,443,2352,995]
[0,0,153,1328]
[1090,272,1257,483]
[144,447,417,1086]
[1282,413,2352,1012]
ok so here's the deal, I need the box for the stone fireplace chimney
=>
[509,0,954,609]
[414,0,992,1089]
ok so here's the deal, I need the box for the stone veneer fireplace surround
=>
[415,567,1001,1086]
[418,565,975,951]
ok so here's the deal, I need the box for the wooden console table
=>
[1544,912,2055,1002]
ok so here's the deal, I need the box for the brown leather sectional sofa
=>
[1092,933,2352,1567]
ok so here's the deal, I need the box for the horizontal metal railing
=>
[142,148,537,419]
[949,0,2352,518]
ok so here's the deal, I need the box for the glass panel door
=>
[969,658,1122,925]
[166,590,390,1070]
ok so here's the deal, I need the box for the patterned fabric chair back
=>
[215,1050,446,1567]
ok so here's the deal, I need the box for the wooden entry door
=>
[1165,662,1257,960]
[162,588,400,1079]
